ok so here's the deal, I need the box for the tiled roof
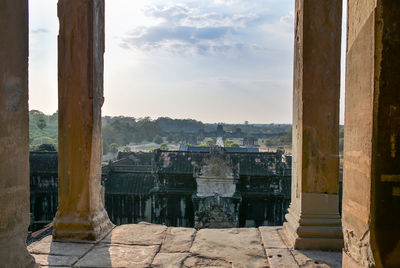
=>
[153,150,286,176]
[104,172,154,195]
[29,152,58,174]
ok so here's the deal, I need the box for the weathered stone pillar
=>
[53,0,113,241]
[282,0,343,250]
[343,1,400,267]
[0,0,36,266]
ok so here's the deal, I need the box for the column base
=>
[282,194,344,250]
[53,209,113,242]
[0,233,36,267]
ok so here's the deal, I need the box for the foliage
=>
[153,135,163,144]
[29,110,306,155]
[29,110,58,150]
[264,138,273,147]
[37,116,47,130]
[167,134,174,143]
[279,130,292,144]
[339,138,344,153]
[224,139,240,147]
[123,146,131,152]
[37,144,56,151]
[206,138,216,146]
[155,117,204,133]
[197,133,205,143]
[109,143,119,154]
[339,126,344,154]
[173,133,183,144]
[159,143,169,151]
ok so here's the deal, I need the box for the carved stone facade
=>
[2,0,400,266]
[192,148,241,228]
[29,149,291,230]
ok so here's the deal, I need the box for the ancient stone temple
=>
[1,0,400,267]
[29,149,291,230]
[192,148,241,228]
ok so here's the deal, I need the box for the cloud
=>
[260,11,294,40]
[279,11,294,28]
[212,0,241,6]
[120,3,260,56]
[145,4,257,28]
[31,28,48,34]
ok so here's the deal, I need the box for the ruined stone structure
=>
[29,149,291,230]
[342,1,400,267]
[1,0,399,267]
[192,148,241,228]
[29,152,58,232]
[243,136,257,147]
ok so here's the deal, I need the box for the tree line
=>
[29,110,294,154]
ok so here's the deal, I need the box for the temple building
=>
[1,0,399,267]
[29,148,292,230]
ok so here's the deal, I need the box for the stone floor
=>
[28,222,342,267]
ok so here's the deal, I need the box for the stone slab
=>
[190,228,268,268]
[152,253,190,268]
[101,222,167,245]
[31,253,78,266]
[182,256,232,268]
[28,235,93,256]
[291,250,342,268]
[160,227,196,253]
[74,243,159,267]
[266,248,298,268]
[259,227,287,249]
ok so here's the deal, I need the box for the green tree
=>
[339,138,344,153]
[173,133,182,144]
[206,138,216,146]
[160,143,169,151]
[153,135,163,144]
[224,139,240,148]
[123,146,131,152]
[279,130,292,145]
[37,116,47,130]
[167,134,174,143]
[265,138,273,147]
[339,127,344,138]
[37,115,47,145]
[197,133,205,143]
[109,143,119,154]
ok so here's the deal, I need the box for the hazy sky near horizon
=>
[29,0,346,124]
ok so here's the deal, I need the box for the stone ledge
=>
[27,223,342,267]
[261,226,342,268]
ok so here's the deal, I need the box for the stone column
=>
[53,0,113,241]
[343,1,400,267]
[0,0,36,266]
[282,0,343,250]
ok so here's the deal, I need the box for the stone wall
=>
[29,149,292,230]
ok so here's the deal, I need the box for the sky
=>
[29,0,346,124]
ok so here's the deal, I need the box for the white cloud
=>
[261,11,294,38]
[213,0,241,6]
[120,3,260,56]
[31,28,48,34]
[145,4,257,28]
